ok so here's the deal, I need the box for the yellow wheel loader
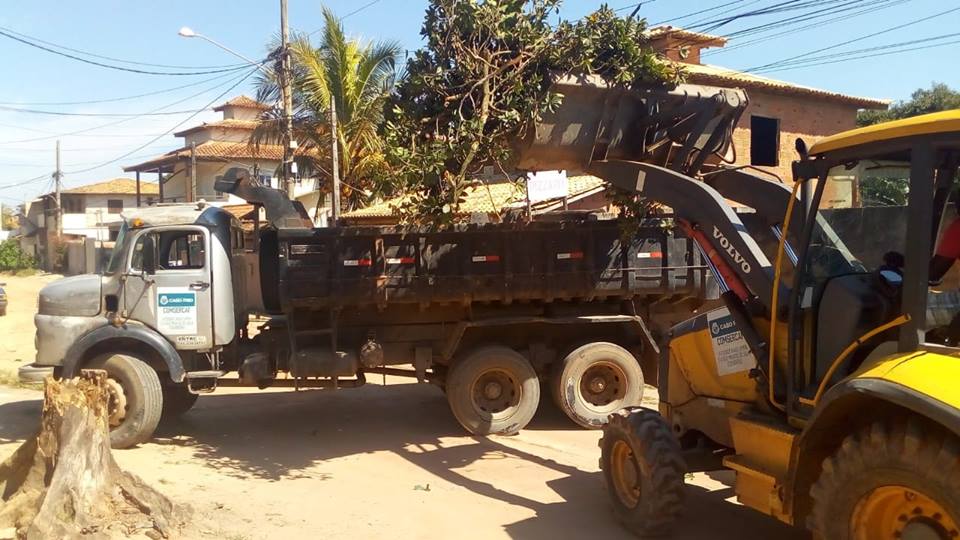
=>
[516,76,960,539]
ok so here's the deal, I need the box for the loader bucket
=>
[513,74,748,177]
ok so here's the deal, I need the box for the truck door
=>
[125,226,215,350]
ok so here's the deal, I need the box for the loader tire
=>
[600,408,685,537]
[447,346,540,436]
[88,353,163,449]
[810,417,960,540]
[551,342,644,429]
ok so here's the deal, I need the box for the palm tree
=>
[252,6,401,210]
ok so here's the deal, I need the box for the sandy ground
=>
[0,273,62,381]
[0,275,807,539]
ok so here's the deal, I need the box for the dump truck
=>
[24,173,726,448]
[514,74,960,538]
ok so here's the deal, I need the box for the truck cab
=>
[30,202,252,448]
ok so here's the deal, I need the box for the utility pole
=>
[280,0,296,199]
[54,140,62,237]
[189,141,197,203]
[330,99,340,224]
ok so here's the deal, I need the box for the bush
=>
[0,240,37,271]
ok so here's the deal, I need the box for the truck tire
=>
[600,408,686,537]
[810,418,960,539]
[551,342,644,429]
[446,346,540,436]
[87,353,163,449]
[161,383,199,420]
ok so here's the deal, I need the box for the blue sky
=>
[0,0,957,205]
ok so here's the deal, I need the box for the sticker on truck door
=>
[157,287,197,335]
[707,308,755,376]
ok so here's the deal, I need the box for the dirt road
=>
[0,273,61,382]
[0,274,806,539]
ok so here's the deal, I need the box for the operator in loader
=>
[928,199,960,344]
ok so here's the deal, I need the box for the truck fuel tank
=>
[292,348,359,378]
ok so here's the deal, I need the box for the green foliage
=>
[857,83,960,127]
[253,7,402,210]
[1,204,18,231]
[385,1,677,225]
[859,176,909,207]
[0,240,36,271]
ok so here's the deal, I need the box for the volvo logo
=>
[712,226,752,274]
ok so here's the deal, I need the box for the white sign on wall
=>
[526,170,568,203]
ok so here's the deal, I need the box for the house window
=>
[107,199,124,214]
[750,116,780,167]
[62,195,85,214]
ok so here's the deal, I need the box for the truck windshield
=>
[105,222,131,274]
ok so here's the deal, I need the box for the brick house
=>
[649,26,890,181]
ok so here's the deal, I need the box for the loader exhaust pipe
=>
[215,168,313,229]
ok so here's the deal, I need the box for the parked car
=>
[0,283,7,316]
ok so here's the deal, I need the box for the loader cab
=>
[785,110,960,416]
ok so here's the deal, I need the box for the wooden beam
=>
[135,171,141,207]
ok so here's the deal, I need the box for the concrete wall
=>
[730,89,860,181]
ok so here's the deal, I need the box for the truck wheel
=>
[447,346,540,436]
[810,418,960,539]
[87,353,163,449]
[551,342,644,429]
[600,408,685,537]
[161,383,199,420]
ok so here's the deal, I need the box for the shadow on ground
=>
[0,382,807,539]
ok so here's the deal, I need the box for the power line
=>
[0,24,245,70]
[0,27,254,76]
[0,67,262,145]
[705,0,910,56]
[744,4,960,72]
[0,106,203,117]
[343,0,383,19]
[64,68,258,175]
[0,173,50,191]
[0,69,243,107]
[760,34,960,73]
[652,0,751,25]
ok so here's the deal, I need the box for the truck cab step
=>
[185,370,225,379]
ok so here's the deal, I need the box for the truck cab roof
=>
[121,202,236,228]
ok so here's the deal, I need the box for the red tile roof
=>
[62,178,160,195]
[123,141,319,171]
[173,118,261,137]
[678,62,890,108]
[213,95,271,112]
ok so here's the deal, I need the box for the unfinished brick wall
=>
[729,89,861,181]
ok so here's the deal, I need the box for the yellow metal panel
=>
[669,327,757,402]
[809,109,960,155]
[855,351,960,409]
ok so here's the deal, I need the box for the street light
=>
[178,25,297,198]
[177,27,269,76]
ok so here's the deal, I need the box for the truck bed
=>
[261,218,714,311]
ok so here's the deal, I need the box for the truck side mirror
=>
[142,235,157,275]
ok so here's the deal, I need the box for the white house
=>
[18,178,158,270]
[123,95,330,225]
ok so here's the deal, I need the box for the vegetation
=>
[1,204,18,231]
[0,240,36,272]
[253,6,402,210]
[384,1,677,225]
[857,82,960,127]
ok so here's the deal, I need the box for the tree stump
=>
[0,371,187,539]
